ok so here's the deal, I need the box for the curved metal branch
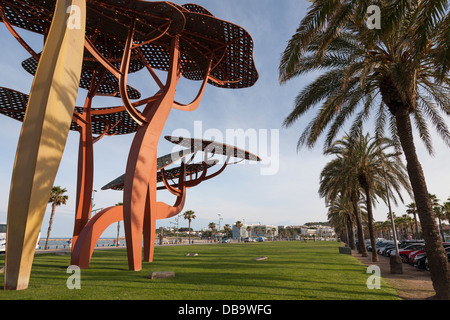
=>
[155,191,186,220]
[137,48,165,90]
[84,37,121,78]
[173,59,212,112]
[132,21,172,50]
[118,18,148,126]
[186,153,231,187]
[161,168,182,197]
[0,5,40,61]
[185,151,210,188]
[156,162,187,219]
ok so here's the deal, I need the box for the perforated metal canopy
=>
[102,160,218,191]
[1,0,258,90]
[101,149,198,191]
[21,56,142,99]
[0,87,139,135]
[165,136,262,162]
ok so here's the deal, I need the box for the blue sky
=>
[0,0,449,238]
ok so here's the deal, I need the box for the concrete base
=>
[147,271,175,279]
[254,256,268,261]
[390,255,403,274]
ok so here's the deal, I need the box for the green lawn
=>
[0,241,400,300]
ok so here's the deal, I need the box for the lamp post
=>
[381,163,402,274]
[218,214,223,238]
[170,215,180,244]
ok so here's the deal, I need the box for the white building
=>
[232,223,278,240]
[300,225,335,238]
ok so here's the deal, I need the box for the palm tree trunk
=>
[395,110,450,300]
[347,216,356,250]
[188,220,191,244]
[363,182,379,262]
[116,221,120,247]
[44,203,57,250]
[438,217,444,242]
[351,194,368,257]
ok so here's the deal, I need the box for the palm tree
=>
[403,214,414,239]
[254,226,260,238]
[327,194,356,249]
[45,186,69,250]
[116,202,123,247]
[224,224,232,239]
[279,1,450,299]
[208,222,216,239]
[325,132,411,261]
[319,154,367,256]
[183,210,196,244]
[443,199,450,224]
[235,221,243,242]
[246,225,252,238]
[434,205,446,243]
[429,194,446,242]
[406,202,420,239]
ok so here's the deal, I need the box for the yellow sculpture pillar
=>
[4,0,86,290]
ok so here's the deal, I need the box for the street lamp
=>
[169,215,180,244]
[381,162,402,274]
[218,214,222,233]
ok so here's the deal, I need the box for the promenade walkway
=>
[352,250,435,299]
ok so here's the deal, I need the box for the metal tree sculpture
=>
[71,137,261,269]
[0,0,258,290]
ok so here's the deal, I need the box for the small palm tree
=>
[45,186,68,250]
[183,210,196,244]
[208,222,216,238]
[406,202,420,239]
[319,153,368,256]
[271,228,277,240]
[443,199,450,224]
[224,224,232,238]
[115,202,123,247]
[246,225,252,238]
[327,194,356,249]
[235,221,243,242]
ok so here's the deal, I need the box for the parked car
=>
[244,237,255,242]
[408,246,426,264]
[396,243,425,262]
[385,246,398,257]
[399,240,424,247]
[376,240,396,253]
[413,252,428,270]
[413,246,450,270]
[379,244,396,256]
[222,238,231,243]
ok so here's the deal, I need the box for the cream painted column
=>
[4,0,86,291]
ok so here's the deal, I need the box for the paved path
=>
[351,250,435,300]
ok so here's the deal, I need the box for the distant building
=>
[300,225,335,238]
[232,223,278,240]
